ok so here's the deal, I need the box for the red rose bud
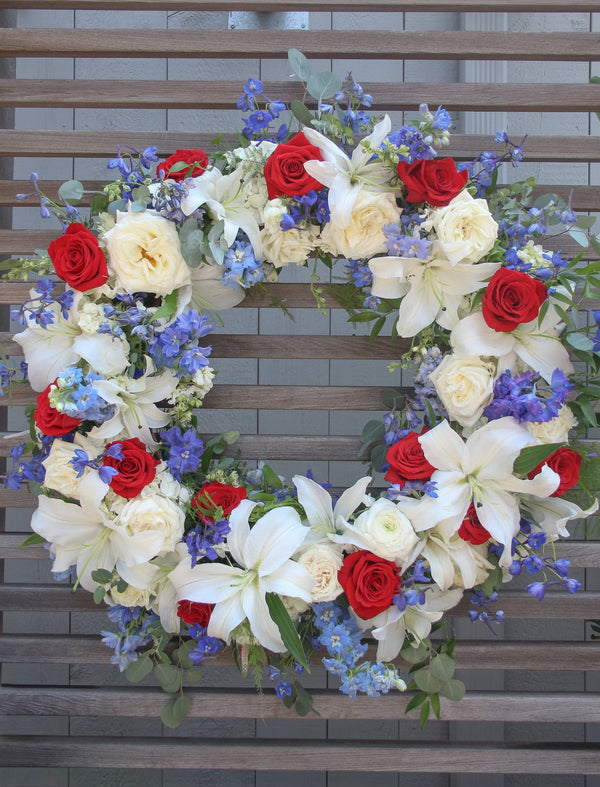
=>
[263,132,324,200]
[177,600,213,628]
[157,148,209,182]
[384,430,435,488]
[338,550,401,619]
[34,382,82,437]
[397,158,468,207]
[191,481,247,521]
[102,437,161,499]
[482,268,547,333]
[458,503,491,545]
[527,446,582,497]
[47,223,108,292]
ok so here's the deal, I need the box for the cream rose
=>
[321,189,401,260]
[429,354,496,427]
[109,583,153,608]
[103,209,192,296]
[297,544,344,602]
[260,199,319,267]
[117,494,185,557]
[346,498,419,564]
[428,190,498,265]
[527,404,578,444]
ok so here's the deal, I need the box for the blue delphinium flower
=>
[101,605,159,672]
[484,368,572,424]
[159,426,204,481]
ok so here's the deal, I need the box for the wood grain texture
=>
[2,686,600,722]
[2,80,599,112]
[2,130,599,162]
[1,736,599,772]
[4,29,600,61]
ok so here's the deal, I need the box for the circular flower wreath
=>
[6,52,600,727]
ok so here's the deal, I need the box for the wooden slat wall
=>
[0,2,598,785]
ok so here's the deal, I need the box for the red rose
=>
[263,132,324,200]
[384,430,435,488]
[397,158,468,207]
[34,382,82,437]
[177,600,213,628]
[528,446,582,497]
[47,223,108,292]
[338,550,400,619]
[458,503,491,545]
[191,481,247,521]
[157,148,209,182]
[482,268,547,333]
[102,437,160,499]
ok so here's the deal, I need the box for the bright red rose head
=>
[528,446,582,497]
[338,550,401,619]
[47,223,108,292]
[458,503,491,545]
[191,481,247,522]
[177,600,213,628]
[263,132,324,200]
[102,437,160,499]
[157,148,209,182]
[482,268,547,333]
[34,382,82,437]
[384,430,435,488]
[397,158,468,207]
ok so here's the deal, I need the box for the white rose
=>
[109,582,153,608]
[297,544,344,602]
[117,494,185,557]
[103,209,192,296]
[349,498,419,564]
[428,190,498,265]
[429,354,496,427]
[42,436,101,499]
[260,199,319,267]
[321,189,401,260]
[527,404,578,444]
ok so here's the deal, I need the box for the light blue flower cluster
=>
[222,240,265,288]
[150,179,191,225]
[313,601,405,698]
[148,310,212,378]
[49,368,115,423]
[101,605,159,672]
[14,278,74,329]
[3,442,46,490]
[383,224,432,259]
[483,368,572,424]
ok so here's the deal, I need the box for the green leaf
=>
[20,532,45,547]
[513,442,564,475]
[151,290,179,322]
[288,48,311,81]
[478,564,503,597]
[400,640,429,665]
[91,568,113,585]
[575,214,597,230]
[93,586,105,605]
[382,388,405,410]
[293,681,319,717]
[160,694,192,728]
[590,236,600,257]
[185,668,204,683]
[568,227,589,248]
[370,443,388,473]
[404,692,427,713]
[290,100,315,129]
[349,311,380,323]
[58,179,84,203]
[307,71,343,102]
[439,679,466,702]
[360,419,385,447]
[125,654,153,683]
[419,700,430,729]
[412,667,444,695]
[265,592,310,672]
[172,639,196,670]
[566,332,594,352]
[154,662,181,693]
[89,194,109,214]
[430,692,441,719]
[429,654,455,683]
[576,398,598,428]
[222,430,240,445]
[262,464,283,490]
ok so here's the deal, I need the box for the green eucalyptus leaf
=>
[93,586,105,605]
[370,443,388,473]
[125,654,153,683]
[288,48,312,81]
[412,667,444,695]
[89,194,109,214]
[307,71,343,102]
[382,388,405,410]
[360,419,385,447]
[575,215,597,230]
[185,668,204,683]
[160,694,192,728]
[439,679,466,702]
[265,593,310,672]
[400,641,429,665]
[513,442,564,475]
[566,332,594,352]
[222,430,240,445]
[58,179,84,203]
[91,568,114,584]
[154,662,181,693]
[108,198,128,215]
[429,654,455,683]
[568,227,589,248]
[478,564,503,597]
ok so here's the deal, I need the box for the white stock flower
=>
[429,354,496,427]
[103,209,192,296]
[261,199,319,267]
[117,494,185,557]
[297,543,344,602]
[426,190,498,264]
[321,189,401,260]
[169,500,314,651]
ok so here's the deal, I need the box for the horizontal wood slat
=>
[1,736,599,773]
[2,686,600,722]
[3,535,599,566]
[4,29,600,62]
[5,180,598,210]
[2,80,598,113]
[0,634,598,671]
[2,130,598,163]
[1,584,597,617]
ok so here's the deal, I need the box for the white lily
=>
[87,364,179,447]
[31,473,167,592]
[190,262,245,313]
[408,418,560,567]
[302,115,394,227]
[450,306,574,383]
[180,166,262,259]
[169,500,314,652]
[369,244,500,338]
[293,474,371,542]
[521,495,598,539]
